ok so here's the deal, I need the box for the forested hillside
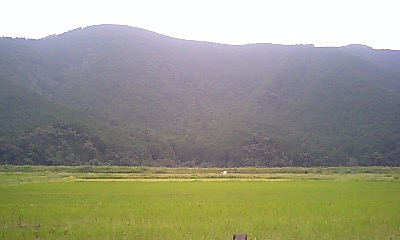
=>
[1,24,399,166]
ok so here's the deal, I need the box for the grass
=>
[0,166,400,239]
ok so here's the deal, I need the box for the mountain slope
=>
[1,24,399,166]
[0,57,149,165]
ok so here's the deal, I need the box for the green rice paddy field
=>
[0,166,399,239]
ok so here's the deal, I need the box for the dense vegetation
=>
[1,24,400,166]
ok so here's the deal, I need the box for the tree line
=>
[1,124,399,167]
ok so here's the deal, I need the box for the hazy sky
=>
[1,0,399,50]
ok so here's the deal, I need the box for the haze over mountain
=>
[1,24,399,166]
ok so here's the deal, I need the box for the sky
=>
[1,0,400,50]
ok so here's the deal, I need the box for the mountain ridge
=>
[1,24,399,166]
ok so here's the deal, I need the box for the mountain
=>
[1,24,399,166]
